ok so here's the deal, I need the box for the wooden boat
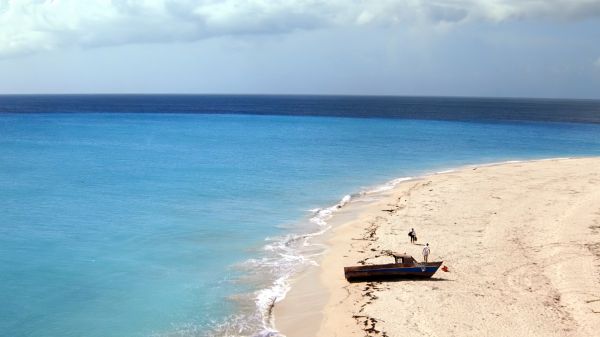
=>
[344,254,443,281]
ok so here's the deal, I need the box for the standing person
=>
[408,228,416,243]
[422,243,430,263]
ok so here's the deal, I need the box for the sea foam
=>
[224,192,357,337]
[246,177,415,336]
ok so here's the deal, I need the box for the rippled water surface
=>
[1,96,600,336]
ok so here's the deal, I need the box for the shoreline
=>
[273,156,600,337]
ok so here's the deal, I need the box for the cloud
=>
[1,0,600,57]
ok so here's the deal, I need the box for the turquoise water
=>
[1,112,600,337]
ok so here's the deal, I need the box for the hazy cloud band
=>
[2,0,600,57]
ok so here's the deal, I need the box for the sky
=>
[1,0,600,98]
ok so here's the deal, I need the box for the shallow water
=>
[1,97,600,337]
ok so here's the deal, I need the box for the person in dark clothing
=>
[408,228,417,243]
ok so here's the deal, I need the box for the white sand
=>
[275,157,600,337]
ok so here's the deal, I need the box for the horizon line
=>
[1,92,599,102]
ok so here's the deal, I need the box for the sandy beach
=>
[275,157,600,337]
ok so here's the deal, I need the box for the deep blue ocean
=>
[1,95,599,337]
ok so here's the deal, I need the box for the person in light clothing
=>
[422,243,430,263]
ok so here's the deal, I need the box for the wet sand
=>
[274,157,600,337]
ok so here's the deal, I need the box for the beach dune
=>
[275,157,600,337]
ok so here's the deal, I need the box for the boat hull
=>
[344,261,443,281]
